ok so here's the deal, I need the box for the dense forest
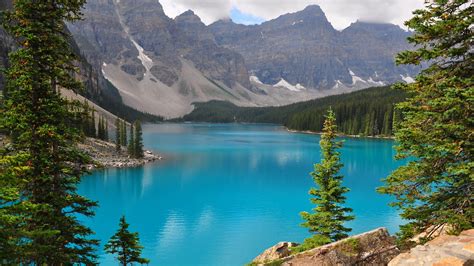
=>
[180,86,407,136]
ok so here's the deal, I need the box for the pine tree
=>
[133,120,144,159]
[105,118,109,141]
[378,0,473,247]
[97,116,103,140]
[120,120,128,147]
[300,109,354,248]
[105,216,150,266]
[0,0,98,263]
[91,108,97,138]
[128,123,135,156]
[115,117,121,152]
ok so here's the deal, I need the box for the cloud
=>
[160,0,232,24]
[160,0,425,30]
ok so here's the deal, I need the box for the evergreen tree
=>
[0,0,98,263]
[91,108,96,138]
[115,117,121,152]
[105,216,150,266]
[128,123,135,156]
[133,120,144,159]
[105,118,109,141]
[120,120,128,147]
[300,109,354,247]
[97,116,103,140]
[378,0,473,246]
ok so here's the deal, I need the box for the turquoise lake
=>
[78,123,406,265]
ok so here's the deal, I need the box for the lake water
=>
[78,123,405,265]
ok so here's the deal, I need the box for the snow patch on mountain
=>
[131,40,153,72]
[400,74,415,83]
[368,77,385,86]
[250,75,264,85]
[274,78,304,92]
[332,80,344,89]
[349,69,366,84]
[292,20,304,26]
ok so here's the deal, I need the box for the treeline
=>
[67,100,144,158]
[115,118,144,158]
[67,100,109,141]
[179,86,407,136]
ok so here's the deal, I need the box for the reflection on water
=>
[79,123,405,266]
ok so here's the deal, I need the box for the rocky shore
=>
[251,228,474,266]
[78,137,162,170]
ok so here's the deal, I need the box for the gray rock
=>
[253,242,299,264]
[209,5,420,89]
[252,228,400,266]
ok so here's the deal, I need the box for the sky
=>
[159,0,425,30]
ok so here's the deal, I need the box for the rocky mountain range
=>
[1,0,420,118]
[209,5,418,89]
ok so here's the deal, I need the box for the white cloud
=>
[160,0,425,30]
[160,0,232,24]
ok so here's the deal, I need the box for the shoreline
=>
[286,128,395,140]
[78,138,163,170]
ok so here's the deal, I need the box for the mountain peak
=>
[176,10,202,22]
[301,5,324,14]
[343,20,407,36]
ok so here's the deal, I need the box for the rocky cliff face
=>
[69,0,248,85]
[209,5,419,90]
[0,0,128,118]
[3,1,420,118]
[68,0,266,117]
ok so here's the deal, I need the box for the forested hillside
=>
[181,86,407,136]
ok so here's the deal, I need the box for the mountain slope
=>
[0,0,160,123]
[66,1,418,118]
[209,5,419,90]
[68,0,287,118]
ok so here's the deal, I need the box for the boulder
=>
[252,228,399,265]
[389,229,474,266]
[282,228,399,266]
[252,242,299,264]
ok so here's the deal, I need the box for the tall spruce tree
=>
[121,120,127,147]
[378,0,473,246]
[128,123,135,156]
[105,118,109,141]
[300,109,354,246]
[133,120,144,159]
[97,116,103,140]
[0,0,98,263]
[91,108,96,138]
[105,216,150,266]
[115,117,121,152]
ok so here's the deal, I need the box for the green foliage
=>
[97,115,109,141]
[105,216,150,266]
[121,119,128,147]
[126,120,144,158]
[128,123,135,156]
[300,109,354,243]
[290,234,331,254]
[378,0,473,246]
[245,259,285,266]
[0,0,98,263]
[115,117,121,152]
[337,238,361,256]
[180,86,406,136]
[133,120,144,159]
